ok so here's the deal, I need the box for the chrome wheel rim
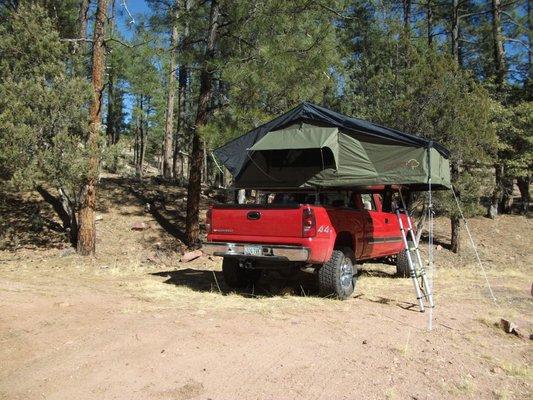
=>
[340,258,353,289]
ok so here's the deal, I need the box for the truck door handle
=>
[385,218,389,223]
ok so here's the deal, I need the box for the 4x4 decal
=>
[317,225,331,234]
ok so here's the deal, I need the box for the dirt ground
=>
[0,176,531,400]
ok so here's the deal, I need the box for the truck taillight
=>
[206,208,212,233]
[302,207,316,238]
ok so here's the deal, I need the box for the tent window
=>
[265,148,335,169]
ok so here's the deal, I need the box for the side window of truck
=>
[360,194,376,211]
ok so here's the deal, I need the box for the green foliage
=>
[337,31,499,216]
[1,0,530,222]
[199,0,343,147]
[0,4,91,197]
[494,100,533,178]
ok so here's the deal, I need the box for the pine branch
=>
[504,37,531,50]
[311,1,354,20]
[501,11,528,30]
[61,38,93,43]
[105,37,152,48]
[457,8,492,20]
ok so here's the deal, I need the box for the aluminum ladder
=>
[395,207,434,312]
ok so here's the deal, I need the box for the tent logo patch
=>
[406,159,420,169]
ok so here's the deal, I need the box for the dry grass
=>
[500,362,533,379]
[456,378,477,395]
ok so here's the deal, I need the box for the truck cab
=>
[202,187,410,299]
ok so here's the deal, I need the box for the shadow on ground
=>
[0,188,67,251]
[358,268,398,278]
[152,265,411,301]
[151,268,319,298]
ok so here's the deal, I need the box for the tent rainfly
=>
[214,102,451,190]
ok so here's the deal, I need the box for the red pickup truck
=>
[203,189,410,299]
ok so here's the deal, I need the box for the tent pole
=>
[427,144,434,331]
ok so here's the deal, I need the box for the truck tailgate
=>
[210,204,303,238]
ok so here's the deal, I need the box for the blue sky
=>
[116,0,151,39]
[114,1,152,121]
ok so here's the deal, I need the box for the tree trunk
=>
[137,97,145,179]
[106,0,116,146]
[173,0,190,183]
[499,168,513,214]
[426,0,433,46]
[415,206,426,244]
[77,0,107,256]
[451,0,460,64]
[134,118,139,167]
[106,70,115,145]
[491,0,506,86]
[36,186,78,246]
[450,161,461,254]
[77,0,89,41]
[203,141,208,184]
[487,0,507,219]
[516,176,530,214]
[525,0,533,89]
[173,63,188,182]
[402,0,411,36]
[488,163,503,218]
[450,214,461,253]
[163,1,180,179]
[185,0,220,247]
[74,0,90,75]
[139,124,145,179]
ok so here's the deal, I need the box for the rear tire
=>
[318,249,356,300]
[396,242,414,278]
[222,258,261,289]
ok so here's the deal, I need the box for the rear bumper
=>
[202,242,310,262]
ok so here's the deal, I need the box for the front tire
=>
[318,249,356,300]
[222,258,261,289]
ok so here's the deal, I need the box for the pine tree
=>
[185,0,220,246]
[77,0,107,255]
[0,4,91,245]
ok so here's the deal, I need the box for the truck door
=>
[380,191,407,256]
[358,193,387,258]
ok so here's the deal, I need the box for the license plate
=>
[243,245,262,256]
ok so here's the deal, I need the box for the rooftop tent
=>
[213,102,451,190]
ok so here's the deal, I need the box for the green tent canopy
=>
[214,102,451,191]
